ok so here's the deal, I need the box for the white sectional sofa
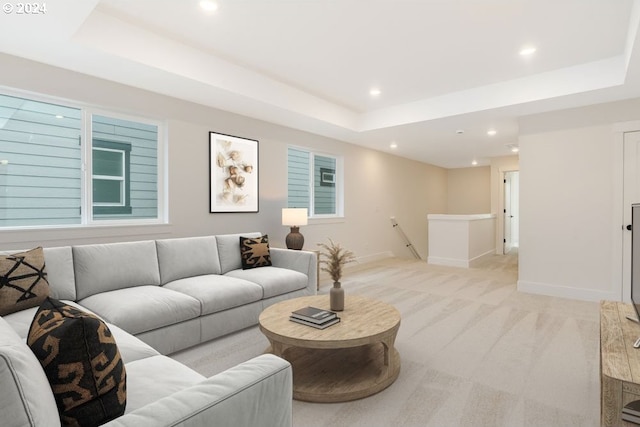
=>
[0,232,317,427]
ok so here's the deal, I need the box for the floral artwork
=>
[209,132,258,212]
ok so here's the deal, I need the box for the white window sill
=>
[308,217,346,225]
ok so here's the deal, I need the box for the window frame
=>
[0,88,167,230]
[85,108,165,224]
[92,140,132,215]
[287,146,344,220]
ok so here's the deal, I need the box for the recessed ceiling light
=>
[519,46,536,56]
[199,1,218,12]
[471,159,478,166]
[390,142,398,149]
[369,88,381,97]
[456,129,465,135]
[511,146,519,153]
[487,129,497,136]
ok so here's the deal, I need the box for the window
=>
[92,140,131,214]
[287,147,343,218]
[91,114,159,221]
[0,92,164,228]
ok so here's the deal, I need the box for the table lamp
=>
[282,208,308,250]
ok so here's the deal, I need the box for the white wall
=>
[518,125,618,301]
[0,53,447,262]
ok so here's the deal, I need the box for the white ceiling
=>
[1,0,639,168]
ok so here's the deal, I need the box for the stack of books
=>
[623,400,640,425]
[290,306,340,329]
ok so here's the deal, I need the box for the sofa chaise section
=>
[0,314,293,427]
[103,353,292,427]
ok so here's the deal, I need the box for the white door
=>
[504,173,512,254]
[623,131,640,301]
[503,171,520,254]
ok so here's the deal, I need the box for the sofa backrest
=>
[156,236,221,284]
[216,232,262,274]
[0,317,61,427]
[73,240,161,301]
[0,247,76,302]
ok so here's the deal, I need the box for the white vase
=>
[330,281,344,311]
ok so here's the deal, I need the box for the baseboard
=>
[517,280,619,302]
[468,249,496,267]
[321,252,395,280]
[427,256,469,268]
[427,249,495,269]
[354,251,394,265]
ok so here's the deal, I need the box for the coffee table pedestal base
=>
[269,343,401,403]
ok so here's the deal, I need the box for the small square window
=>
[92,140,131,215]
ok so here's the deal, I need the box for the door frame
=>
[613,120,640,302]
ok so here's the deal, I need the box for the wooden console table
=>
[601,301,640,426]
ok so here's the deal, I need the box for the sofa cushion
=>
[0,247,75,301]
[79,286,201,335]
[27,298,126,426]
[164,274,263,315]
[43,247,76,301]
[240,235,272,269]
[3,306,39,339]
[2,302,99,340]
[0,247,49,316]
[156,236,221,284]
[216,232,261,274]
[9,305,162,364]
[107,324,160,364]
[123,355,205,414]
[225,266,309,298]
[73,240,161,300]
[0,317,61,427]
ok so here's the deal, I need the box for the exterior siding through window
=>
[92,115,158,220]
[287,147,310,210]
[0,95,82,227]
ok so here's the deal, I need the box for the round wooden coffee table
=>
[258,294,401,402]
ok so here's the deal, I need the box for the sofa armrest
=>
[270,248,317,293]
[103,354,292,427]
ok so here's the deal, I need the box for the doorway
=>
[503,171,520,254]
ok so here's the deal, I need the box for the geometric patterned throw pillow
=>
[240,235,272,270]
[27,298,127,427]
[0,247,50,316]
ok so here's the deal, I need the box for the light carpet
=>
[171,253,600,427]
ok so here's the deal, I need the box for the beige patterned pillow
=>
[0,247,49,315]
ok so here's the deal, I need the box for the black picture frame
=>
[209,132,259,213]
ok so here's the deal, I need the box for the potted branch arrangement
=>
[318,238,356,311]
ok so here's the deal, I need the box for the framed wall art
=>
[209,132,259,213]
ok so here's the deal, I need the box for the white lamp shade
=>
[282,208,308,226]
